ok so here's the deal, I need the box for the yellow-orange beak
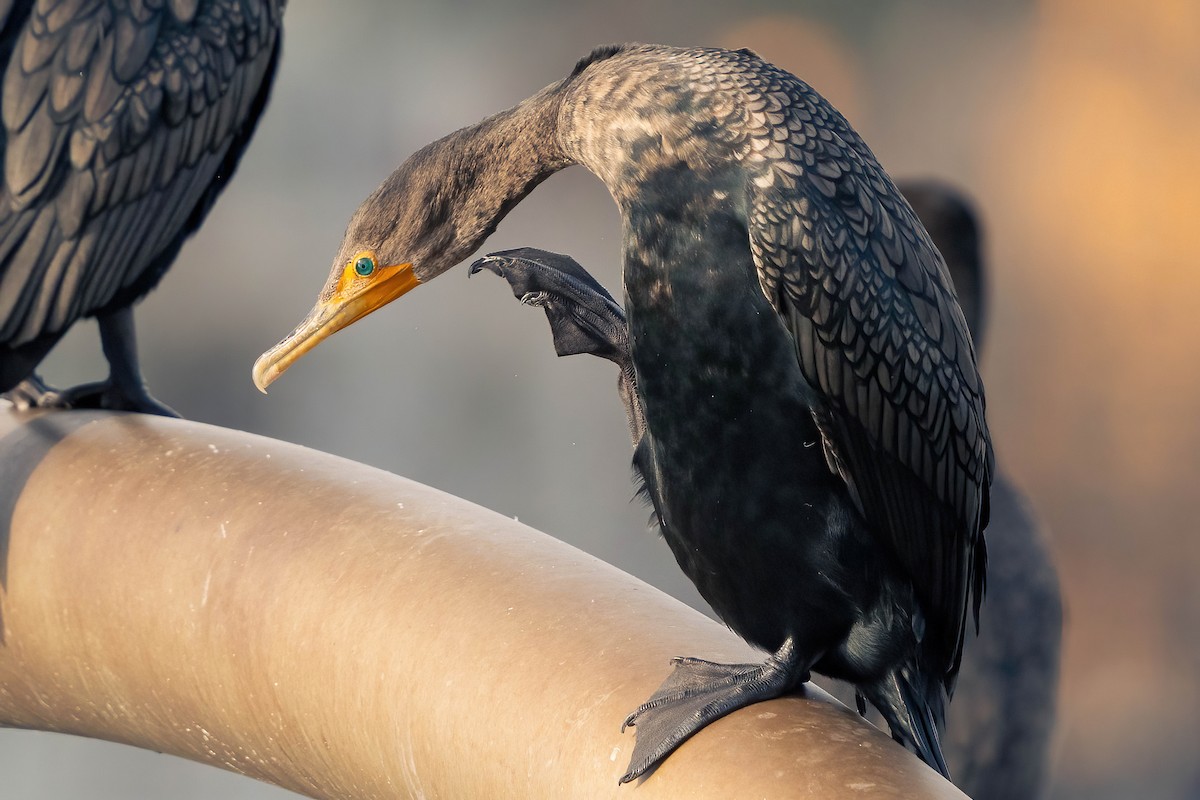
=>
[252,262,420,393]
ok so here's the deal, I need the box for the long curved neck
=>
[435,85,574,261]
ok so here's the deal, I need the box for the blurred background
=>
[2,0,1198,797]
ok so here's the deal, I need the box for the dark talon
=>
[471,248,629,362]
[618,637,809,783]
[5,374,65,411]
[473,248,649,444]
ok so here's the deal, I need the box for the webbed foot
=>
[470,248,629,362]
[4,373,178,417]
[4,374,68,411]
[471,248,648,441]
[61,378,178,416]
[620,637,810,783]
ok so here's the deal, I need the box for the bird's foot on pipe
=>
[4,374,178,417]
[619,637,809,784]
[61,379,180,417]
[4,374,68,411]
[80,309,179,416]
[469,248,629,363]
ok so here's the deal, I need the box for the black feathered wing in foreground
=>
[741,68,992,693]
[0,0,284,411]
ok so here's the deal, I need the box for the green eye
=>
[354,256,375,276]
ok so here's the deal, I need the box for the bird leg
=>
[85,308,179,416]
[620,636,813,783]
[470,248,645,443]
[5,308,178,417]
[472,249,819,780]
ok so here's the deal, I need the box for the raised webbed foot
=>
[471,247,647,441]
[470,247,629,363]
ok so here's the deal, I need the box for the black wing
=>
[0,0,283,347]
[738,57,992,685]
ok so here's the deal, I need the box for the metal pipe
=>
[0,407,967,798]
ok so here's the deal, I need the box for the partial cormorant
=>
[253,44,992,783]
[474,178,1060,799]
[884,181,1060,800]
[0,0,285,415]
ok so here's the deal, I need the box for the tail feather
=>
[863,666,950,779]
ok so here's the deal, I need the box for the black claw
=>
[73,382,179,417]
[471,248,629,362]
[471,247,621,302]
[4,374,63,411]
[5,375,179,417]
[619,638,810,784]
[475,246,649,445]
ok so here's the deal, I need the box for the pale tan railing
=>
[0,407,966,798]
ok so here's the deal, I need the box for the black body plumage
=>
[280,42,994,783]
[477,180,1056,798]
[0,0,284,411]
[557,45,992,779]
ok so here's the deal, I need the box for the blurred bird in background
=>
[475,179,1062,800]
[0,0,284,415]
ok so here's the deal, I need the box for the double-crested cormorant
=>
[475,179,1061,799]
[0,0,285,415]
[253,44,992,782]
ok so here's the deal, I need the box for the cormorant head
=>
[252,81,570,393]
[252,134,493,393]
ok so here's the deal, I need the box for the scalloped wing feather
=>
[714,48,993,686]
[0,0,282,351]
